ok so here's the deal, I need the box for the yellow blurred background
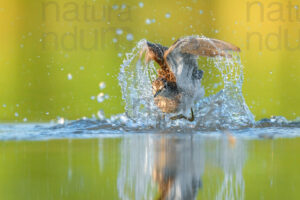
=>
[0,0,299,122]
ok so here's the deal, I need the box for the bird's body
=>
[144,36,240,121]
[152,78,181,113]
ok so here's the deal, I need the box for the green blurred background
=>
[0,0,299,122]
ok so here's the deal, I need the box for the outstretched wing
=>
[142,41,177,82]
[164,36,240,88]
[167,36,240,58]
[142,37,240,93]
[141,41,169,69]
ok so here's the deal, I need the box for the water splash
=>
[118,39,161,126]
[118,37,255,130]
[195,56,255,129]
[1,37,300,141]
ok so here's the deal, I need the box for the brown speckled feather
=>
[143,42,176,83]
[154,95,181,113]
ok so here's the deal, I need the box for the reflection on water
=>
[118,134,246,200]
[1,126,300,200]
[214,135,245,200]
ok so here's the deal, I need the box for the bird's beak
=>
[154,89,162,98]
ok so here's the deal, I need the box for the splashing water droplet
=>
[99,82,106,90]
[97,110,105,120]
[97,93,105,103]
[116,29,123,35]
[14,112,19,117]
[120,115,129,124]
[145,18,151,24]
[165,13,171,18]
[112,5,118,10]
[126,33,134,41]
[57,117,65,124]
[67,73,72,80]
[121,4,126,9]
[139,2,144,8]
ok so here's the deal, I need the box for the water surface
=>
[0,123,300,200]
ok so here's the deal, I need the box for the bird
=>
[142,36,241,122]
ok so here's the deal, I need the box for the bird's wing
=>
[163,36,240,93]
[141,41,169,70]
[166,36,240,58]
[141,41,177,82]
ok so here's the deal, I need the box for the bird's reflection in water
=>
[117,134,246,200]
[151,136,204,200]
[211,134,246,200]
